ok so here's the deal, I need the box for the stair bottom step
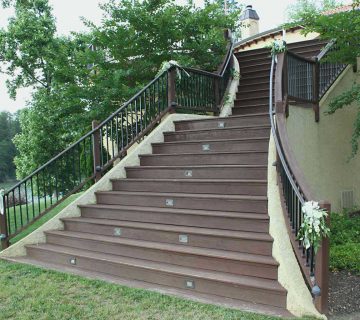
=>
[25,244,286,308]
[7,256,292,318]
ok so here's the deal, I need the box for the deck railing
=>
[270,45,346,313]
[0,30,234,250]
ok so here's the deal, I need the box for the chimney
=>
[240,5,259,39]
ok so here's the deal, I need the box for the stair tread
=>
[152,137,269,146]
[140,151,268,158]
[233,103,267,108]
[174,113,268,124]
[79,204,270,220]
[45,230,278,265]
[126,164,267,169]
[112,178,267,184]
[166,124,270,135]
[62,217,272,241]
[27,243,284,292]
[96,190,267,201]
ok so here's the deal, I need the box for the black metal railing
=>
[317,43,347,98]
[0,31,235,249]
[287,52,315,102]
[271,52,331,313]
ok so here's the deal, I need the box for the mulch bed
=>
[328,270,360,316]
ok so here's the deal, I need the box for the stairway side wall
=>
[285,65,360,212]
[0,113,213,259]
[267,134,324,319]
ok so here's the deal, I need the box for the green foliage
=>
[0,111,20,182]
[329,211,360,272]
[326,85,360,155]
[0,0,239,180]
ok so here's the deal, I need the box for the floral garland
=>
[297,201,330,253]
[266,39,287,56]
[156,60,189,79]
[0,189,4,215]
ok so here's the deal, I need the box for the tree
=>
[287,0,341,22]
[1,0,240,179]
[0,111,20,182]
[287,1,360,155]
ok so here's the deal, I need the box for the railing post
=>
[92,121,102,183]
[0,190,9,250]
[168,67,177,113]
[214,77,220,112]
[313,59,320,122]
[314,200,330,314]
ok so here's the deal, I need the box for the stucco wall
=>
[236,29,319,52]
[285,65,360,211]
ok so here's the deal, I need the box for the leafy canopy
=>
[0,0,240,179]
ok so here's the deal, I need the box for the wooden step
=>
[45,230,279,279]
[62,217,273,254]
[139,151,268,166]
[125,165,268,180]
[240,68,271,78]
[26,244,287,307]
[111,178,267,196]
[152,137,269,154]
[95,191,268,213]
[164,125,270,142]
[174,113,269,130]
[236,89,272,100]
[235,96,269,106]
[79,204,270,232]
[238,82,270,92]
[232,104,268,115]
[239,75,271,85]
[240,62,272,73]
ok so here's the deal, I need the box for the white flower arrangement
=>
[267,39,287,56]
[156,60,189,79]
[297,201,330,253]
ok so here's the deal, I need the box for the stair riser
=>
[174,116,269,131]
[236,52,270,62]
[164,128,270,142]
[26,247,286,308]
[96,193,268,213]
[240,64,271,73]
[112,180,267,196]
[126,167,268,180]
[236,91,272,100]
[140,153,268,166]
[241,70,270,78]
[232,106,267,115]
[239,76,269,85]
[46,234,278,279]
[152,140,269,154]
[235,98,269,106]
[63,221,272,254]
[80,207,270,232]
[238,83,270,92]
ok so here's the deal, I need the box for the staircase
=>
[10,38,328,317]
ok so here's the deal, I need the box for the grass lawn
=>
[330,210,360,273]
[0,259,318,320]
[3,193,82,247]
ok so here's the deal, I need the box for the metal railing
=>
[0,31,235,249]
[284,42,347,121]
[271,52,331,313]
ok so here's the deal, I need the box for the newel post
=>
[0,190,9,250]
[314,200,330,314]
[168,67,177,113]
[313,58,320,122]
[92,121,102,183]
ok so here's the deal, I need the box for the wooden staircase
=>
[11,38,328,317]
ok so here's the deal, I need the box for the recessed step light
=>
[184,170,193,177]
[185,280,195,289]
[218,121,225,128]
[202,144,210,151]
[179,234,189,244]
[165,199,174,207]
[69,257,77,265]
[114,228,122,236]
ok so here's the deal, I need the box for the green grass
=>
[330,211,360,273]
[0,260,317,320]
[4,193,82,246]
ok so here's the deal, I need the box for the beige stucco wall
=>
[240,18,259,40]
[285,65,360,212]
[0,113,213,258]
[236,29,319,52]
